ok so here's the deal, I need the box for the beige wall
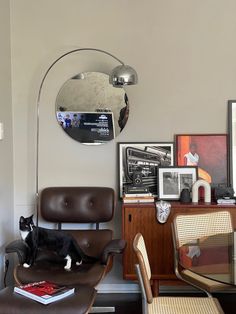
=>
[0,0,13,288]
[10,0,236,290]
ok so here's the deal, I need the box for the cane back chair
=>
[172,210,236,296]
[133,233,223,314]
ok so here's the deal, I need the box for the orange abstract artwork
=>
[176,134,228,185]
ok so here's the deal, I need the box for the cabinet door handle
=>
[128,214,132,222]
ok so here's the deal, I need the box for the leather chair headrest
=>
[40,187,115,223]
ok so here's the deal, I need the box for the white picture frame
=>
[158,166,198,200]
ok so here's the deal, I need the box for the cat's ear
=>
[19,216,24,223]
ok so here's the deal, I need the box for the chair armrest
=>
[5,240,30,264]
[101,239,127,265]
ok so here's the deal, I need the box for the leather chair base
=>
[0,285,96,314]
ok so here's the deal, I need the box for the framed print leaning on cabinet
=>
[228,100,236,196]
[158,166,198,200]
[118,142,174,198]
[175,134,228,187]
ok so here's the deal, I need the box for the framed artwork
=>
[175,134,228,187]
[228,100,236,196]
[118,142,174,197]
[158,166,198,200]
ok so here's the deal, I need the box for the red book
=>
[14,281,75,305]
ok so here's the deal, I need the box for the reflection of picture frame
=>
[228,101,236,195]
[158,166,198,200]
[175,134,228,187]
[118,142,174,197]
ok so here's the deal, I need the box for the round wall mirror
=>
[55,71,129,145]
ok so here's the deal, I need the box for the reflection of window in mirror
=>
[55,72,129,145]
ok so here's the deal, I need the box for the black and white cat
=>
[19,215,97,271]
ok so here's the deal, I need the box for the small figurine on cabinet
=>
[192,179,211,203]
[180,188,191,203]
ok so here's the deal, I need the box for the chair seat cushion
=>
[15,260,108,287]
[149,296,223,314]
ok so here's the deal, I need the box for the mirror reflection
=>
[55,72,129,145]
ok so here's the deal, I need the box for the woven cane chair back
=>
[174,211,233,248]
[133,233,153,303]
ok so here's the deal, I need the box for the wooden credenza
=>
[122,202,236,293]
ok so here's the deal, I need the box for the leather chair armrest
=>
[101,239,127,265]
[5,240,30,264]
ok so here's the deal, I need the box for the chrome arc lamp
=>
[34,47,138,313]
[35,47,138,221]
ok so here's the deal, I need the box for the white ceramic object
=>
[155,200,171,223]
[192,179,211,203]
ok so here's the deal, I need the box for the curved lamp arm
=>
[35,47,138,225]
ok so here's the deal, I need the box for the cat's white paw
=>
[64,265,71,271]
[76,260,82,266]
[23,263,30,268]
[64,255,72,271]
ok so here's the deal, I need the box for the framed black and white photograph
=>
[118,142,174,197]
[158,166,198,200]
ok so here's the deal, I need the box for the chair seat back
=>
[68,229,113,258]
[174,211,233,248]
[40,187,115,223]
[133,233,153,304]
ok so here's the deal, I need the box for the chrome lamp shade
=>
[109,64,138,87]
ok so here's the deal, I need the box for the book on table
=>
[124,192,152,198]
[14,281,75,305]
[123,195,155,203]
[217,198,236,204]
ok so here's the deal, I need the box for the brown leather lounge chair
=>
[5,186,126,312]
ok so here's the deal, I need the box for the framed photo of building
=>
[175,134,228,187]
[158,166,198,200]
[118,142,174,198]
